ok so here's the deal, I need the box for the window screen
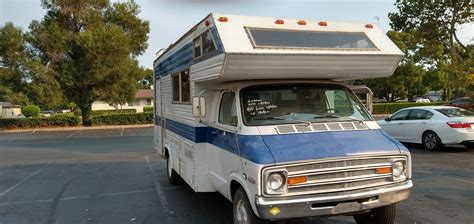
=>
[171,69,190,103]
[181,71,190,103]
[247,28,377,50]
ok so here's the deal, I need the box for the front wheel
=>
[353,204,396,224]
[422,131,442,151]
[233,188,267,224]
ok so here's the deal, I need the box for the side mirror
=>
[384,117,391,122]
[192,96,206,118]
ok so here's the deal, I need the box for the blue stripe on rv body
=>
[155,117,402,165]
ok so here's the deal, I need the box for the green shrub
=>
[143,106,153,112]
[91,109,137,115]
[0,116,80,129]
[91,112,152,125]
[21,105,41,118]
[373,102,445,114]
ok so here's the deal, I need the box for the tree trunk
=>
[80,104,93,126]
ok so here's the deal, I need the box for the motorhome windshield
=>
[240,84,372,126]
[247,28,377,50]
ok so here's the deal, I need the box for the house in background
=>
[0,102,22,118]
[92,89,153,113]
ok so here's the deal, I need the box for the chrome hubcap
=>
[424,134,437,149]
[236,199,248,224]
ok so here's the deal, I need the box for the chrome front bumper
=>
[255,180,412,220]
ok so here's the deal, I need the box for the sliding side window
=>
[193,30,217,59]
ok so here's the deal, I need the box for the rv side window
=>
[171,69,191,104]
[193,30,216,59]
[219,92,238,126]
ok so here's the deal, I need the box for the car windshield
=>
[436,108,474,117]
[240,84,372,126]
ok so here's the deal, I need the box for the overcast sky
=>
[1,0,472,69]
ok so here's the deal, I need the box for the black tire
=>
[463,143,474,149]
[422,131,442,151]
[166,154,180,185]
[353,204,396,224]
[233,187,267,224]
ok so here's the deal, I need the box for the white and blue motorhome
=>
[153,14,412,224]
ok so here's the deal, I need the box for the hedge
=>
[0,116,80,129]
[373,102,445,114]
[143,106,153,112]
[91,112,153,125]
[91,109,137,115]
[22,105,41,117]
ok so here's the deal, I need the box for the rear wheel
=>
[233,187,267,224]
[353,204,396,224]
[422,131,442,151]
[166,153,180,185]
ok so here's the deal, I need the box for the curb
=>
[0,124,154,133]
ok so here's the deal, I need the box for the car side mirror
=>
[384,117,391,122]
[192,96,206,118]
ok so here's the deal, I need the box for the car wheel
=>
[422,131,442,151]
[166,154,180,185]
[233,187,267,224]
[353,204,396,224]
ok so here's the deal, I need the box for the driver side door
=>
[380,109,411,141]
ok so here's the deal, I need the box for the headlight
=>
[392,160,406,181]
[267,173,284,190]
[264,170,288,194]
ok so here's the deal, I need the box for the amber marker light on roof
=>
[205,20,210,26]
[287,176,308,185]
[275,19,285,24]
[365,24,374,28]
[297,20,307,25]
[318,21,328,26]
[218,17,228,22]
[376,167,392,175]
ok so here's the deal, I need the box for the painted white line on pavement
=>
[444,176,474,185]
[7,130,36,142]
[145,155,172,215]
[120,127,124,136]
[0,169,41,198]
[65,130,81,139]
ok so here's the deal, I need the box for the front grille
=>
[264,156,406,196]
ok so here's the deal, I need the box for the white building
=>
[0,102,22,118]
[91,89,153,113]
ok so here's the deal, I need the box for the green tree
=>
[389,0,473,100]
[22,105,41,117]
[28,0,149,125]
[140,68,154,89]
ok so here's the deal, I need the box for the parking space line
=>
[0,169,41,198]
[65,130,81,139]
[7,130,36,142]
[0,188,169,207]
[120,127,124,136]
[145,155,172,215]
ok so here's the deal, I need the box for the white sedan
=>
[377,106,474,150]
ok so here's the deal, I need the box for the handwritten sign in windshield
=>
[246,99,278,116]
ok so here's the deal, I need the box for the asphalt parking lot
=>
[0,127,472,224]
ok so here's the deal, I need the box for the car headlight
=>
[265,170,288,194]
[392,160,407,181]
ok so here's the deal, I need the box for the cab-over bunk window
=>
[171,69,190,104]
[193,30,217,59]
[246,28,377,50]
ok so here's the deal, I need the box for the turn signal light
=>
[275,19,285,24]
[318,21,328,26]
[218,17,228,22]
[287,176,308,185]
[376,167,392,174]
[297,20,307,25]
[365,24,374,28]
[447,121,471,128]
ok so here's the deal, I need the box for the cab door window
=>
[218,92,238,126]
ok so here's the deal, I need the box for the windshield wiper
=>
[313,114,365,123]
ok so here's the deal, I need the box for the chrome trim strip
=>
[288,163,393,176]
[288,174,392,188]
